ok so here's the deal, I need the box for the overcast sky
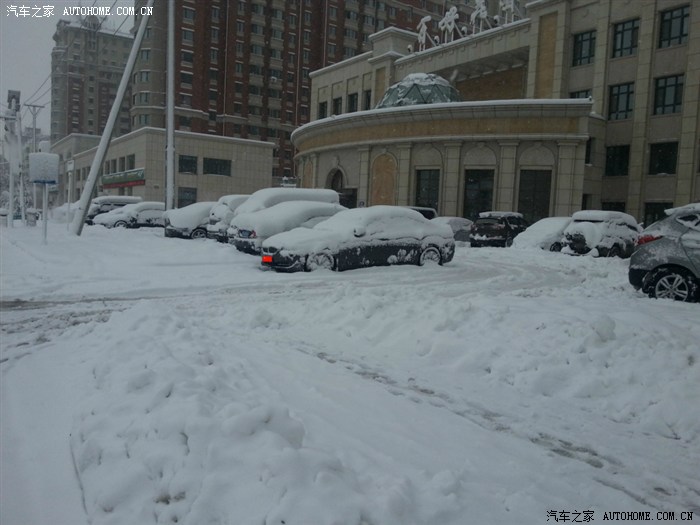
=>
[0,0,132,135]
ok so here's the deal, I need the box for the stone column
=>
[357,147,370,207]
[396,145,412,205]
[442,143,462,216]
[554,141,581,216]
[497,141,519,210]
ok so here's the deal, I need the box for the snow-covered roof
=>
[232,201,346,238]
[375,73,462,109]
[164,202,216,228]
[571,210,638,225]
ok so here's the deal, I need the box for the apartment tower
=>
[130,0,443,183]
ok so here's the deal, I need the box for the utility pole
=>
[4,91,21,227]
[25,103,44,210]
[70,0,155,235]
[165,0,175,210]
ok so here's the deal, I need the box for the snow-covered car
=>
[92,201,165,228]
[86,195,142,224]
[163,202,216,239]
[469,212,528,247]
[230,201,347,254]
[629,203,700,302]
[232,187,340,217]
[261,205,455,272]
[512,216,572,251]
[206,195,249,242]
[431,216,473,242]
[562,210,641,258]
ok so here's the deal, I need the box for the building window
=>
[211,28,219,41]
[203,157,231,176]
[648,142,678,175]
[127,154,135,170]
[363,89,372,110]
[463,169,494,220]
[347,93,358,112]
[210,49,218,62]
[182,50,193,63]
[659,5,689,48]
[177,187,197,208]
[601,202,626,213]
[653,75,684,115]
[605,145,630,176]
[178,116,192,128]
[180,72,193,85]
[318,101,327,119]
[572,30,596,66]
[570,89,591,99]
[585,138,593,164]
[178,155,198,175]
[612,19,639,57]
[608,83,634,120]
[183,7,195,21]
[182,29,194,42]
[415,169,440,211]
[332,97,342,115]
[644,202,674,227]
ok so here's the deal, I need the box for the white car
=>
[512,216,572,251]
[206,195,250,242]
[86,195,143,224]
[562,210,641,258]
[163,202,217,239]
[231,201,347,254]
[93,201,165,228]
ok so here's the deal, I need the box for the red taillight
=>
[262,255,273,264]
[636,234,663,246]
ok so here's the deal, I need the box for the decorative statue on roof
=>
[470,0,492,33]
[416,15,434,51]
[439,6,463,43]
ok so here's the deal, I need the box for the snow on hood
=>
[164,202,216,228]
[571,210,638,227]
[233,188,339,217]
[513,217,571,249]
[232,201,346,238]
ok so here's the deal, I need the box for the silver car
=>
[629,203,700,302]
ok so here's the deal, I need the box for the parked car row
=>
[85,191,699,302]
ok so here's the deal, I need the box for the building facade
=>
[295,0,699,225]
[51,16,133,143]
[53,126,274,206]
[130,0,446,184]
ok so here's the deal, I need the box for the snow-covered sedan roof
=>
[664,202,700,216]
[571,210,638,226]
[233,188,339,217]
[232,201,346,238]
[164,202,216,228]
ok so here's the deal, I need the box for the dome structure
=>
[375,73,462,109]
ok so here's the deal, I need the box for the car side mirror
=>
[354,226,366,237]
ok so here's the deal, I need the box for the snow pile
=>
[2,224,700,525]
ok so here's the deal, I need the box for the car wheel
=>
[648,268,698,302]
[505,237,514,247]
[114,220,127,228]
[608,245,621,258]
[306,253,334,271]
[549,242,563,252]
[190,228,207,239]
[470,242,480,248]
[419,246,441,266]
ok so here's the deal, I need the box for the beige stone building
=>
[294,0,699,225]
[53,127,274,206]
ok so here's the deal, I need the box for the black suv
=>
[469,212,528,247]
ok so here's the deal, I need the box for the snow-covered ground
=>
[2,221,699,525]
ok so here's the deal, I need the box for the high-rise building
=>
[130,0,442,184]
[50,16,134,143]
